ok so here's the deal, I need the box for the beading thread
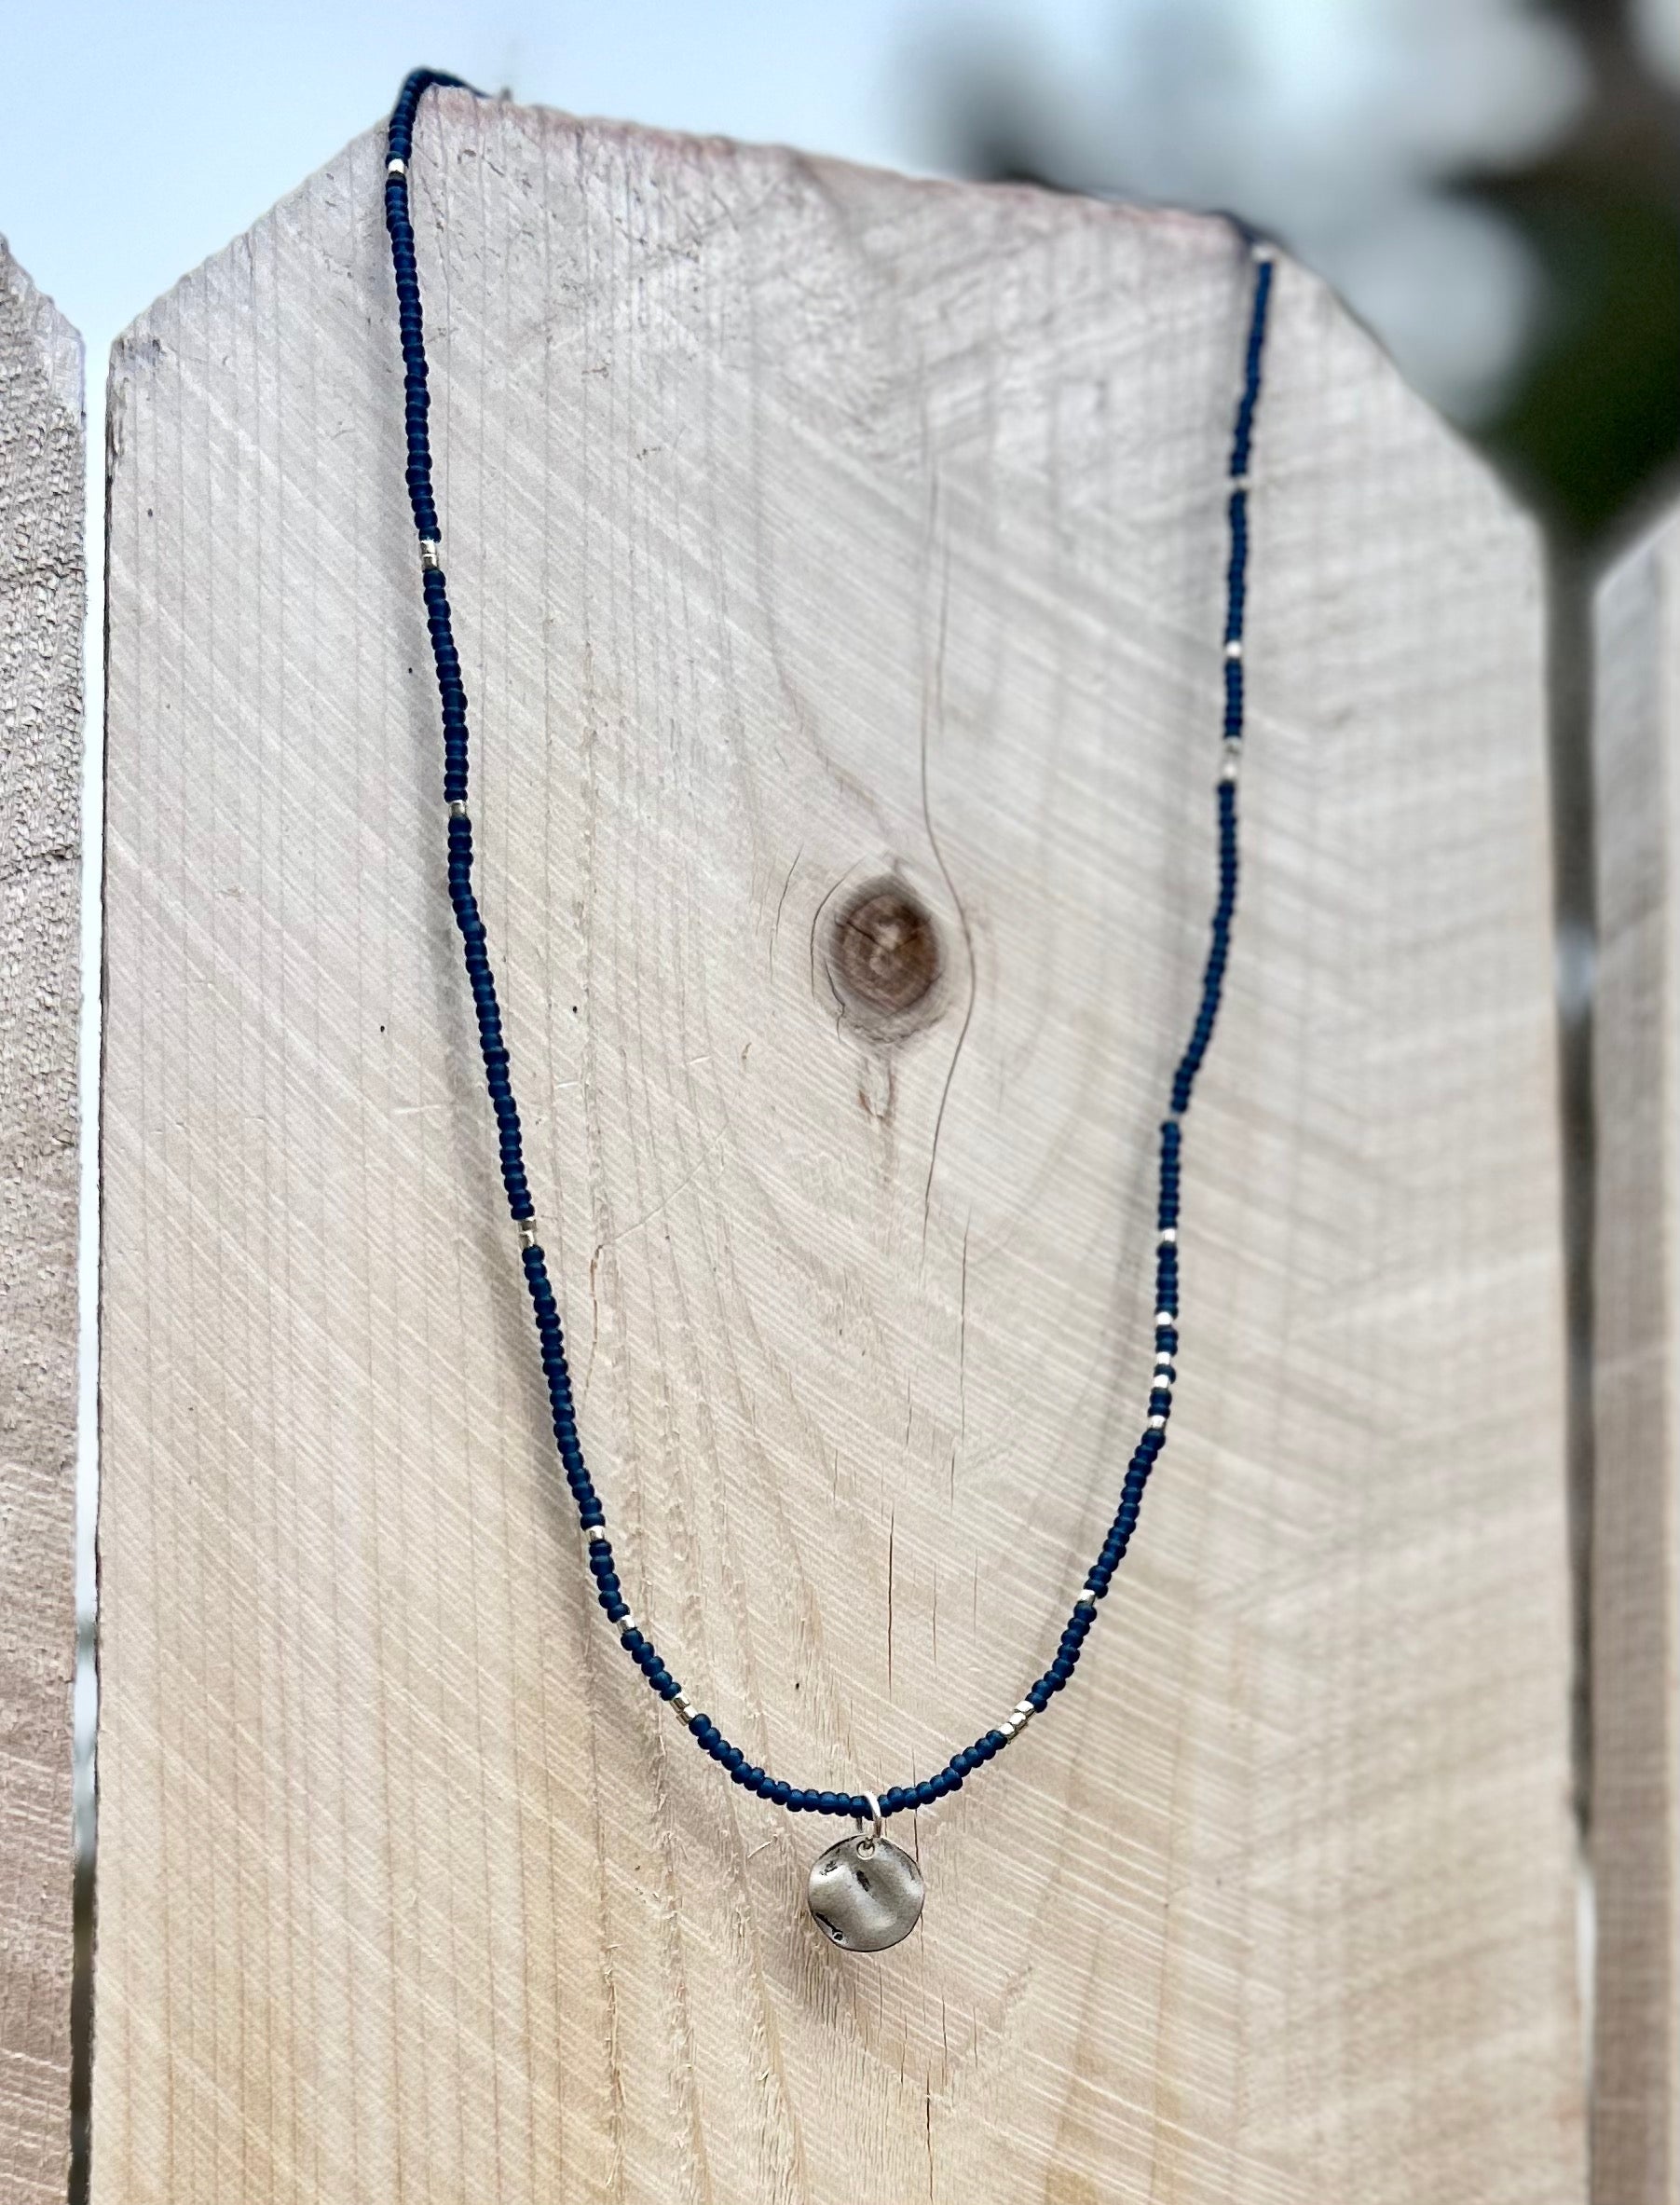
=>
[384,68,1274,1823]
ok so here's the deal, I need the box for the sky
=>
[0,0,1619,435]
[0,0,1032,374]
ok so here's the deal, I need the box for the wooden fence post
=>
[1591,507,1680,2203]
[98,97,1584,2203]
[0,236,82,2201]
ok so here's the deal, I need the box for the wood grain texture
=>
[98,99,1583,2205]
[1591,510,1680,2204]
[0,235,82,2201]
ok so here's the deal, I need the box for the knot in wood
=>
[828,883,941,1022]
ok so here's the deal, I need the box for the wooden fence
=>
[0,237,82,2203]
[1,91,1675,2204]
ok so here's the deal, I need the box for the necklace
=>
[382,68,1274,1954]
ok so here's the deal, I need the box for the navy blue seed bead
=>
[389,67,1270,1828]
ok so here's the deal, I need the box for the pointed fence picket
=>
[0,237,82,2205]
[91,96,1587,2204]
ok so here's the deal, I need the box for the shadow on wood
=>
[1591,510,1680,2205]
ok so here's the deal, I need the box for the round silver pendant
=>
[807,1831,924,1952]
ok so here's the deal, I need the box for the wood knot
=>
[826,883,942,1026]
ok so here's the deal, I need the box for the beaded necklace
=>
[383,68,1274,1953]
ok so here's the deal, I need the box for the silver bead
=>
[418,538,442,571]
[447,799,470,819]
[1251,240,1277,264]
[617,1613,639,1638]
[586,1526,611,1546]
[517,1218,539,1249]
[1158,1227,1178,1247]
[1154,1308,1174,1328]
[1221,748,1242,785]
[1232,472,1252,492]
[1223,638,1243,661]
[1075,1592,1100,1612]
[670,1692,696,1725]
[998,1718,1020,1742]
[386,157,407,179]
[1012,1699,1036,1726]
[1148,1414,1168,1431]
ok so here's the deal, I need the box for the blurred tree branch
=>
[1470,0,1680,539]
[932,0,1680,542]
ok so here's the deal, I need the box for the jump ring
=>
[856,1791,883,1855]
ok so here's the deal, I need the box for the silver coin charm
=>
[807,1819,924,1953]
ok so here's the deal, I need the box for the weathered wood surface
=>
[99,98,1583,2205]
[0,237,81,2201]
[1591,510,1680,2204]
